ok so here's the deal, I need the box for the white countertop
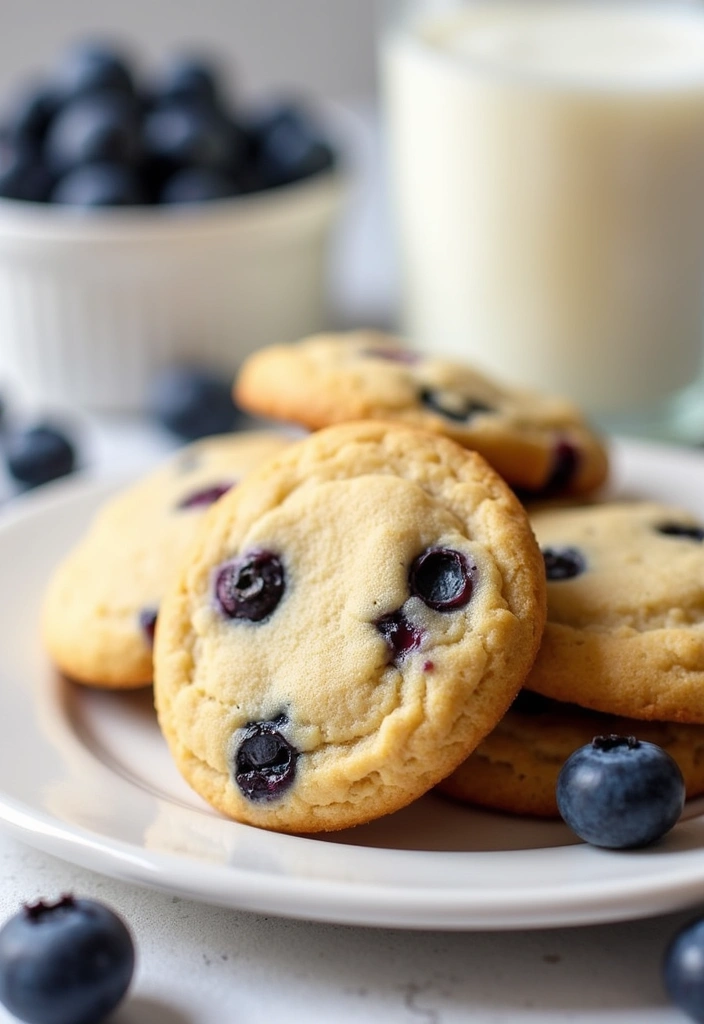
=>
[0,105,701,1024]
[0,832,698,1024]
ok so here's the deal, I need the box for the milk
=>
[382,2,704,414]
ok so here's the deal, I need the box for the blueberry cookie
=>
[234,331,609,496]
[439,691,704,817]
[43,431,291,688]
[525,501,704,722]
[153,420,547,833]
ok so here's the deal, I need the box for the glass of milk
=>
[381,0,704,428]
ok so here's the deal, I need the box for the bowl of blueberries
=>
[0,38,342,411]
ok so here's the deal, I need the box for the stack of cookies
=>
[42,330,704,832]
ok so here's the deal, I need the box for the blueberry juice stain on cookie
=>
[377,547,475,664]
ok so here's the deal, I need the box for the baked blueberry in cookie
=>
[234,330,609,496]
[42,431,291,688]
[153,421,547,832]
[525,501,704,723]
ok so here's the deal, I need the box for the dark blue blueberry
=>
[656,522,704,542]
[44,94,140,174]
[545,439,580,493]
[3,81,59,147]
[177,482,233,509]
[138,607,158,646]
[663,916,704,1023]
[52,40,135,105]
[160,166,240,204]
[5,424,76,488]
[542,546,586,581]
[419,387,494,422]
[215,550,285,622]
[410,547,474,610]
[556,735,685,848]
[376,610,424,662]
[234,717,297,801]
[152,54,222,109]
[51,162,146,207]
[363,347,422,365]
[249,103,335,188]
[0,144,52,202]
[0,894,134,1024]
[148,366,239,440]
[142,104,241,172]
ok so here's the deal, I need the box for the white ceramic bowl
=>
[0,171,343,410]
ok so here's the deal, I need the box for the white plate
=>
[4,438,704,931]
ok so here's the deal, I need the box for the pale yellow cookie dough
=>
[43,431,291,688]
[440,692,704,817]
[154,420,547,833]
[526,501,704,722]
[235,331,609,495]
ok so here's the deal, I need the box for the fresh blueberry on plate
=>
[0,895,135,1024]
[5,423,77,488]
[556,734,685,848]
[664,915,704,1023]
[51,162,146,206]
[149,365,239,439]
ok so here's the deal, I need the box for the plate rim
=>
[3,437,704,930]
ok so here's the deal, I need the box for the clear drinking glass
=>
[380,0,704,436]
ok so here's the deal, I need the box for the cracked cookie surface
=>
[234,331,608,496]
[153,420,547,833]
[43,431,291,688]
[525,501,704,722]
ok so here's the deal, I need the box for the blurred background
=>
[0,1,378,104]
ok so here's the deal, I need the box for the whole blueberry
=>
[256,110,334,187]
[556,735,685,849]
[248,102,335,188]
[0,895,135,1024]
[152,53,222,109]
[160,166,240,204]
[149,366,239,440]
[51,162,146,207]
[234,717,298,801]
[0,144,52,202]
[5,424,76,488]
[52,40,135,105]
[142,104,239,171]
[3,81,59,148]
[664,916,704,1023]
[44,94,140,174]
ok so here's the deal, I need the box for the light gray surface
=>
[0,0,377,105]
[0,835,697,1023]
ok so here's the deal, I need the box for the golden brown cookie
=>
[439,691,704,817]
[43,431,291,688]
[234,331,609,496]
[153,420,547,833]
[525,501,704,723]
